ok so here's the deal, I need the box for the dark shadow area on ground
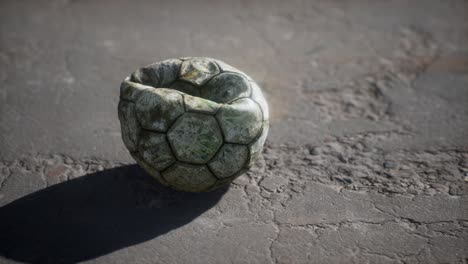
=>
[0,165,228,264]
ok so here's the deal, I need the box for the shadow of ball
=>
[0,165,228,263]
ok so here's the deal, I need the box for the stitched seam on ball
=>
[212,60,252,81]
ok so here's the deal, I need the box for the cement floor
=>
[1,1,467,263]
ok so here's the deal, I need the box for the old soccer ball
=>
[118,57,269,192]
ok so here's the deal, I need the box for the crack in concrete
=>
[1,150,467,263]
[0,166,12,192]
[298,27,440,129]
[268,222,280,264]
[255,137,467,198]
[357,245,401,262]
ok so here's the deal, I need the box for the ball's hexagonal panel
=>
[201,72,251,104]
[184,94,220,114]
[248,122,269,166]
[131,58,181,87]
[135,88,184,132]
[250,81,269,121]
[162,162,217,192]
[117,101,139,152]
[179,58,220,86]
[214,60,252,81]
[137,130,175,171]
[167,113,223,164]
[169,80,200,97]
[208,144,248,179]
[216,98,263,144]
[131,152,169,186]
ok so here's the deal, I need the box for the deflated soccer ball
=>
[118,57,269,192]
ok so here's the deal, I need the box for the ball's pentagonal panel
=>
[135,88,184,132]
[117,101,139,152]
[169,80,200,97]
[209,144,248,179]
[131,152,169,186]
[184,94,220,114]
[167,113,223,164]
[162,162,217,192]
[202,73,251,104]
[216,98,263,144]
[137,130,175,171]
[131,59,181,87]
[250,81,269,121]
[248,122,269,166]
[179,58,220,86]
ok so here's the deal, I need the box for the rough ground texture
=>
[0,0,467,263]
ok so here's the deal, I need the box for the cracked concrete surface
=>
[1,0,467,263]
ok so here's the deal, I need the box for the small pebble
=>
[430,183,449,193]
[310,147,321,156]
[64,157,74,164]
[338,154,347,163]
[383,160,397,169]
[343,178,352,184]
[449,186,460,196]
[425,188,437,196]
[334,176,352,185]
